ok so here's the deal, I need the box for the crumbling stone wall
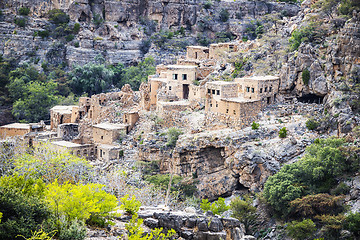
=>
[57,123,79,142]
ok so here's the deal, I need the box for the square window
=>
[182,74,187,80]
[208,89,211,93]
[212,89,215,94]
[269,87,272,92]
[173,74,178,80]
[233,110,236,115]
[226,109,229,113]
[216,90,220,95]
[210,104,212,107]
[251,88,254,93]
[246,87,250,92]
[265,87,267,92]
[260,88,263,93]
[216,103,218,107]
[169,86,172,90]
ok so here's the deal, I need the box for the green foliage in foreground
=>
[120,194,141,215]
[0,146,118,240]
[126,214,176,240]
[263,138,359,217]
[200,197,230,215]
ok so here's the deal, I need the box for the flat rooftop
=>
[158,100,190,106]
[187,46,209,50]
[52,140,82,148]
[236,76,279,81]
[149,77,167,82]
[98,144,121,150]
[93,122,128,131]
[50,105,77,114]
[222,97,260,103]
[206,81,238,86]
[0,123,30,129]
[167,65,197,69]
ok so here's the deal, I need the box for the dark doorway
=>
[183,84,189,99]
[298,94,324,104]
[60,115,64,124]
[267,97,271,104]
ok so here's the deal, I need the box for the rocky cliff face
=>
[138,103,323,199]
[0,0,300,66]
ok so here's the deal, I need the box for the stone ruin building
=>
[0,40,280,161]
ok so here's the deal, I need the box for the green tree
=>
[264,138,357,216]
[12,81,59,122]
[302,68,310,85]
[122,57,156,90]
[69,62,114,96]
[230,196,258,233]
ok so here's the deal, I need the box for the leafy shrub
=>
[14,17,26,27]
[331,182,350,196]
[230,196,257,233]
[302,68,310,85]
[289,193,344,218]
[286,219,316,240]
[48,9,69,24]
[120,194,141,215]
[59,219,86,240]
[306,119,319,130]
[264,138,357,216]
[243,21,264,40]
[251,121,260,130]
[38,30,50,39]
[219,8,230,22]
[126,213,176,240]
[0,189,51,240]
[166,128,183,147]
[200,197,230,215]
[65,34,74,42]
[203,1,212,9]
[18,7,30,16]
[45,181,118,225]
[344,212,360,237]
[338,0,360,16]
[73,23,80,33]
[74,41,80,48]
[93,14,103,26]
[140,39,151,54]
[315,214,346,239]
[13,144,92,184]
[289,23,326,51]
[279,127,287,138]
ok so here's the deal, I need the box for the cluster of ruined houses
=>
[0,41,279,161]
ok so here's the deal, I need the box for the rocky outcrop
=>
[139,106,321,199]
